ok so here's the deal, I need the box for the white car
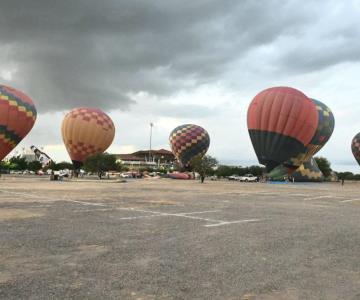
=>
[228,175,241,181]
[239,174,258,182]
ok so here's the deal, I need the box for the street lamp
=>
[149,122,154,162]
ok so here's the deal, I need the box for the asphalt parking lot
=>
[0,176,360,299]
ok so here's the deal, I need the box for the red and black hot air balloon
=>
[351,132,360,166]
[0,85,37,160]
[169,124,210,168]
[247,87,318,172]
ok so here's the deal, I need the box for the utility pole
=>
[149,122,153,162]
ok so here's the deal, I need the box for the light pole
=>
[149,122,153,162]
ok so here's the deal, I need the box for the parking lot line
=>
[340,199,360,203]
[66,200,107,206]
[204,219,260,227]
[303,195,332,201]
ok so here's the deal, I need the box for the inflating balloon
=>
[267,157,324,182]
[284,98,335,169]
[247,87,318,171]
[0,85,37,160]
[61,107,115,168]
[292,157,324,182]
[169,124,210,168]
[351,132,360,166]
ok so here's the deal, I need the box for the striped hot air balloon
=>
[247,87,318,172]
[61,107,115,169]
[169,124,210,168]
[0,85,37,160]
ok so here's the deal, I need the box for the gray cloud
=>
[0,0,319,113]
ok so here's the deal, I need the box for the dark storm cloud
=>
[0,0,345,113]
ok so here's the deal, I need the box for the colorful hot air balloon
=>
[292,157,324,182]
[267,157,324,182]
[284,98,335,169]
[351,132,360,166]
[247,87,318,172]
[0,85,37,160]
[169,124,210,168]
[61,107,115,168]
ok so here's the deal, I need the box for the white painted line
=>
[73,208,114,213]
[177,210,219,215]
[66,200,107,207]
[114,207,225,223]
[304,195,332,201]
[204,219,260,227]
[0,190,49,199]
[340,199,360,203]
[118,215,163,220]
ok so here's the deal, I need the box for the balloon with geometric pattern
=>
[0,85,37,160]
[169,124,210,168]
[351,132,360,166]
[292,157,324,182]
[283,98,335,170]
[267,156,324,182]
[247,87,318,172]
[61,107,115,169]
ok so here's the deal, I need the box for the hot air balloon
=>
[283,98,335,169]
[0,85,37,160]
[267,157,324,182]
[169,124,210,168]
[61,107,115,169]
[247,87,318,172]
[351,132,360,166]
[292,157,324,182]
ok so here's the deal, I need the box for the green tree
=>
[27,160,42,172]
[189,155,218,183]
[0,161,10,174]
[83,153,119,179]
[56,161,74,170]
[314,156,332,178]
[9,156,28,170]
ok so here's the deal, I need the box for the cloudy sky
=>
[1,0,360,171]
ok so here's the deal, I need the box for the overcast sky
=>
[1,0,360,171]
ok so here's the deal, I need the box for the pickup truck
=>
[239,174,258,182]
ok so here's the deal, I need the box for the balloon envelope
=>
[61,107,115,168]
[247,87,318,171]
[267,157,324,182]
[292,157,324,182]
[169,124,210,168]
[284,98,335,169]
[0,85,37,160]
[351,132,360,166]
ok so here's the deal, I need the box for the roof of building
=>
[132,149,174,156]
[115,154,145,161]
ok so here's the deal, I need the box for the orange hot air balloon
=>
[0,85,37,160]
[61,107,115,168]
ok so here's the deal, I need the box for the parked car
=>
[239,174,258,182]
[228,174,241,181]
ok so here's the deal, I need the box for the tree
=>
[56,161,74,170]
[314,156,332,178]
[9,156,28,170]
[189,155,218,183]
[27,160,42,172]
[83,153,119,179]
